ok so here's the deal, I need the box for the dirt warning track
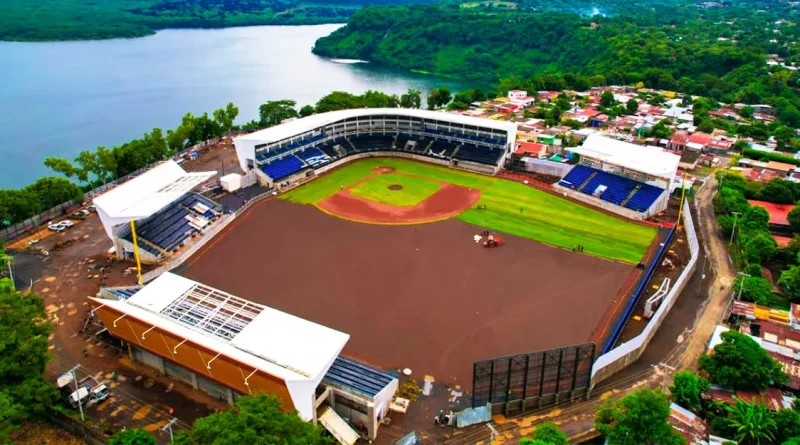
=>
[181,199,634,386]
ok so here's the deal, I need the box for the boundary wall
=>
[553,183,647,221]
[591,200,698,385]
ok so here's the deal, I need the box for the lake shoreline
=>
[0,25,477,189]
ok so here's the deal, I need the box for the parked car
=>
[59,220,74,228]
[48,223,65,232]
[86,205,96,213]
[70,210,89,220]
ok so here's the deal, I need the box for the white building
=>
[233,108,518,185]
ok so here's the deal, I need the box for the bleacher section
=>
[559,165,664,213]
[454,144,504,165]
[122,194,222,256]
[253,131,507,174]
[260,156,305,181]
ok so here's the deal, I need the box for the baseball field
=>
[283,158,656,264]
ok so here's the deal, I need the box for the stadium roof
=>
[323,356,396,399]
[93,161,215,239]
[568,134,681,179]
[93,273,349,384]
[235,108,518,144]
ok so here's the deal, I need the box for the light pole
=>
[161,418,178,443]
[730,211,742,244]
[67,364,85,422]
[736,272,750,301]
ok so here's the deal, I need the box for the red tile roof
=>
[516,142,547,156]
[747,200,793,226]
[688,131,712,146]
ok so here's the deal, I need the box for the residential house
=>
[537,91,560,103]
[515,142,548,158]
[686,131,712,151]
[765,160,795,178]
[507,90,535,107]
[668,131,691,151]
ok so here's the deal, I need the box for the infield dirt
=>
[181,199,635,386]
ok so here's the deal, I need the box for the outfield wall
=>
[590,200,698,385]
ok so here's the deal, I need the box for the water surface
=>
[0,25,474,188]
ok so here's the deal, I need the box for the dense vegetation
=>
[0,277,60,442]
[313,0,800,118]
[0,0,436,41]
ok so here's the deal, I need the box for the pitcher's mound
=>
[375,166,396,174]
[388,184,404,191]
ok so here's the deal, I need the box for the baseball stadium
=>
[90,108,685,443]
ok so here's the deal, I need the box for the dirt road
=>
[677,175,735,370]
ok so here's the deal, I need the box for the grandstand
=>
[93,161,222,264]
[554,135,680,220]
[93,273,397,442]
[233,109,517,186]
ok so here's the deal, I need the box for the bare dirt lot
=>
[181,199,635,386]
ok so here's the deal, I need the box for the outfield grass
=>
[349,173,441,207]
[282,158,657,263]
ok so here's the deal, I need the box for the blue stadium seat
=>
[559,165,665,212]
[454,144,503,165]
[260,156,305,180]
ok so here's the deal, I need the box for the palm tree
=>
[723,399,777,445]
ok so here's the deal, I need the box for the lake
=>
[0,25,475,189]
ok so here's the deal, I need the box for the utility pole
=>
[161,418,178,443]
[730,211,742,244]
[67,364,85,422]
[736,272,750,301]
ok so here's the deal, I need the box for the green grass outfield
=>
[350,173,441,207]
[282,158,657,264]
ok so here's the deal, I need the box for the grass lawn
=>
[282,158,657,263]
[349,173,441,207]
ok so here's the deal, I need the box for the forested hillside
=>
[313,0,800,105]
[0,0,436,41]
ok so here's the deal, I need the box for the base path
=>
[317,183,480,224]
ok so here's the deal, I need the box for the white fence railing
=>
[591,200,699,384]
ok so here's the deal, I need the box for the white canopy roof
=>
[92,273,348,420]
[93,161,215,240]
[235,108,518,144]
[568,134,680,179]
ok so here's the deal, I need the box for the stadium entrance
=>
[471,343,595,414]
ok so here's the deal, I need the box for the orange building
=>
[93,273,398,442]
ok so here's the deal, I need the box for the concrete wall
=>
[553,184,647,221]
[591,200,698,385]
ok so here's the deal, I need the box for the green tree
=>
[25,177,83,210]
[775,409,800,444]
[595,389,685,445]
[187,394,332,445]
[669,371,709,413]
[600,91,615,108]
[298,105,315,117]
[0,279,59,441]
[713,188,748,215]
[259,100,299,127]
[699,330,788,390]
[109,428,158,445]
[213,102,239,132]
[789,205,800,233]
[519,440,549,445]
[400,88,422,109]
[626,98,639,115]
[527,421,568,445]
[43,157,79,181]
[742,231,777,264]
[779,265,800,301]
[740,205,771,233]
[718,399,777,445]
[761,179,797,204]
[733,275,774,306]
